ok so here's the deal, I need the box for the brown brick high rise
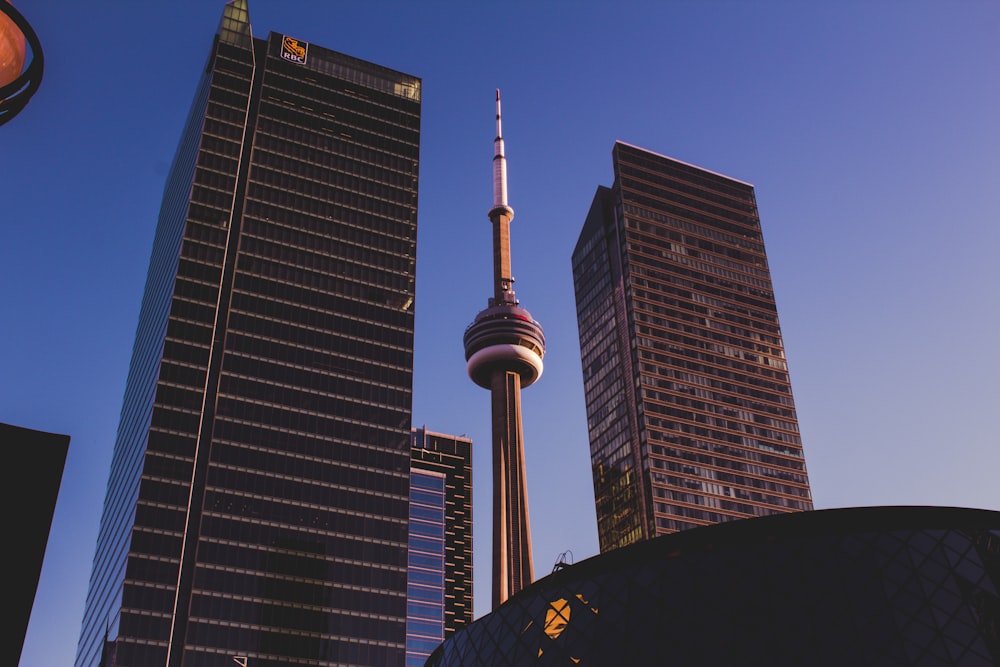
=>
[573,142,812,553]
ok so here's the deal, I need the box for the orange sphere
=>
[0,2,26,89]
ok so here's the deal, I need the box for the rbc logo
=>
[281,36,308,64]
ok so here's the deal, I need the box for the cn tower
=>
[464,91,546,609]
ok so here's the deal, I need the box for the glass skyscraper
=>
[76,2,420,666]
[572,142,812,553]
[406,428,473,666]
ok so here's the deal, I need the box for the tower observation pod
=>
[463,91,545,609]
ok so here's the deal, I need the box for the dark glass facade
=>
[75,3,420,666]
[572,142,811,552]
[406,428,473,667]
[428,506,1000,666]
[407,469,447,666]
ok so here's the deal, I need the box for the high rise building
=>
[572,142,812,553]
[463,92,546,608]
[76,3,420,666]
[406,428,473,667]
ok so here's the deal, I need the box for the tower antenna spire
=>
[489,89,516,303]
[493,89,509,213]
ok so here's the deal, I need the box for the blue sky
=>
[4,2,998,665]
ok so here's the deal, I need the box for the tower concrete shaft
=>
[492,208,513,304]
[490,370,532,608]
[464,91,545,609]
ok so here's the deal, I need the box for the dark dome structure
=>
[427,506,1000,666]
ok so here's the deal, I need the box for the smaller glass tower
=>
[407,428,473,665]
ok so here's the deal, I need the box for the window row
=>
[205,465,409,526]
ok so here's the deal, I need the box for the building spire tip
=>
[492,89,508,212]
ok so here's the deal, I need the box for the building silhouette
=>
[572,142,812,552]
[3,423,68,666]
[76,2,420,666]
[407,428,473,667]
[463,92,545,608]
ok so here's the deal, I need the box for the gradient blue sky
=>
[4,2,998,665]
